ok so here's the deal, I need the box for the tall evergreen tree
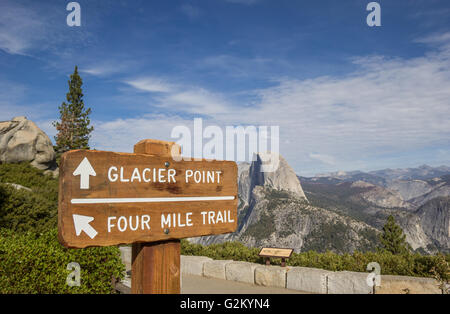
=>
[53,66,93,160]
[379,215,410,255]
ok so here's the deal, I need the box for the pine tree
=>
[53,66,93,161]
[379,215,410,255]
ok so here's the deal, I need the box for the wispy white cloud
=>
[124,77,175,93]
[414,32,450,48]
[197,54,276,78]
[309,153,336,166]
[90,115,192,153]
[240,38,450,173]
[79,58,139,77]
[81,65,122,77]
[0,0,92,57]
[124,77,233,115]
[0,1,45,55]
[102,36,450,174]
[180,4,201,20]
[0,79,54,122]
[161,88,230,115]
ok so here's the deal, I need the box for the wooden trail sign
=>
[57,143,238,249]
[258,247,293,267]
[258,248,293,259]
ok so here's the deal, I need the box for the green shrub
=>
[0,184,57,233]
[181,240,263,264]
[0,162,58,233]
[0,162,58,199]
[0,228,124,294]
[0,163,125,294]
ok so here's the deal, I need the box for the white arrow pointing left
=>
[73,157,96,189]
[73,214,98,239]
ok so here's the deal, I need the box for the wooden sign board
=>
[258,248,293,259]
[58,150,238,248]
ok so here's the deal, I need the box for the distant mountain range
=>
[191,161,450,254]
[301,165,450,208]
[314,164,450,183]
[300,165,450,253]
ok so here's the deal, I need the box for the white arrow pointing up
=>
[73,214,98,239]
[73,157,96,189]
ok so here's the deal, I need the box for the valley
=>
[191,157,450,254]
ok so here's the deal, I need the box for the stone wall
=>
[118,248,444,294]
[181,255,443,294]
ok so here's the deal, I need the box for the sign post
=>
[131,139,181,294]
[58,139,238,294]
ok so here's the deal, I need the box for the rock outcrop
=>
[416,197,450,250]
[386,179,434,201]
[237,153,307,234]
[236,185,378,253]
[2,183,32,192]
[357,184,409,209]
[409,184,450,207]
[189,153,380,253]
[240,153,307,205]
[0,116,56,171]
[397,212,432,251]
[397,196,450,252]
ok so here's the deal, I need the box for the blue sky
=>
[1,0,450,176]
